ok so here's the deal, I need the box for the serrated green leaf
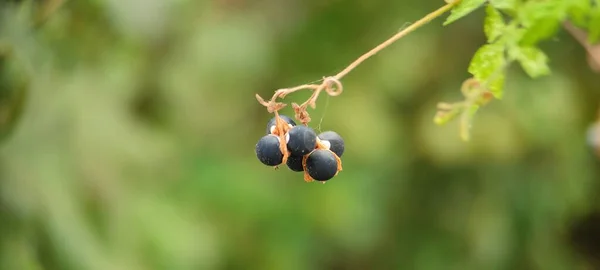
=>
[519,17,560,46]
[444,0,486,26]
[468,44,506,98]
[518,0,567,28]
[487,73,505,99]
[484,5,505,42]
[503,24,527,48]
[514,46,551,78]
[468,44,505,77]
[489,0,517,13]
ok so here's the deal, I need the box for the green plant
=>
[256,0,600,141]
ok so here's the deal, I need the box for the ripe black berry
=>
[287,126,317,156]
[305,149,338,181]
[318,131,345,157]
[266,115,296,134]
[286,155,304,172]
[255,134,283,166]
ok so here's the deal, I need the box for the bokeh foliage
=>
[0,0,599,269]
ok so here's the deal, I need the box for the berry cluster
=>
[255,114,344,182]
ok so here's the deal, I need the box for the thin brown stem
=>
[563,21,600,72]
[256,0,460,124]
[334,1,459,80]
[276,84,320,98]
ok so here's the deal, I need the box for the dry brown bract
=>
[255,77,342,126]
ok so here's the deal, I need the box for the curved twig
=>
[256,1,460,124]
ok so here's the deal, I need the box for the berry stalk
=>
[256,0,460,125]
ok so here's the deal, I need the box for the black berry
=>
[305,149,338,181]
[255,134,283,166]
[318,131,345,157]
[286,155,305,172]
[287,126,317,156]
[266,115,296,134]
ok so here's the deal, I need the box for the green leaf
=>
[489,0,517,13]
[468,44,506,98]
[519,17,560,46]
[444,0,486,26]
[486,73,505,99]
[484,5,505,42]
[514,46,551,78]
[518,0,567,28]
[503,23,527,48]
[589,8,600,43]
[567,0,592,28]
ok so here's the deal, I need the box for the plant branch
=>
[334,1,459,80]
[256,0,460,125]
[563,21,600,73]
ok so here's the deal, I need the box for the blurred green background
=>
[1,0,600,269]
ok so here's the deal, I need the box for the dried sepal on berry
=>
[272,112,292,165]
[333,151,343,174]
[302,153,314,183]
